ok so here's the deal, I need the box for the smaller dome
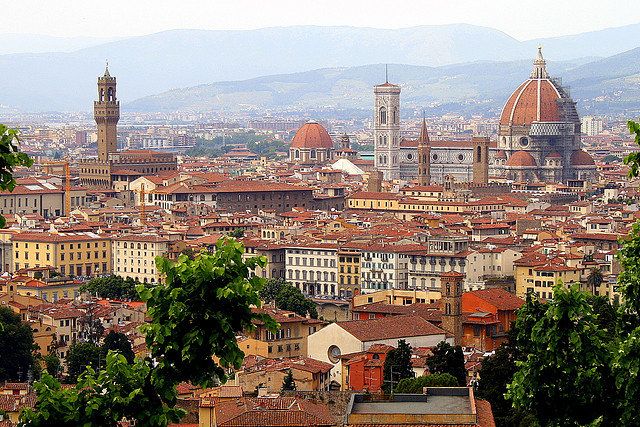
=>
[546,151,562,159]
[571,150,595,166]
[506,150,537,167]
[495,150,507,159]
[290,121,333,149]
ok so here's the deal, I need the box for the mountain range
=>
[2,23,640,112]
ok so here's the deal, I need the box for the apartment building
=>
[112,234,170,283]
[12,232,112,277]
[285,244,338,297]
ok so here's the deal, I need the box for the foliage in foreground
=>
[22,239,277,426]
[0,125,34,228]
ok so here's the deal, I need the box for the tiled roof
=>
[465,289,524,311]
[338,315,445,342]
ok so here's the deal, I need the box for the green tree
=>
[102,331,135,364]
[229,228,245,238]
[0,306,36,382]
[259,278,286,303]
[586,266,604,295]
[141,238,277,389]
[506,284,614,426]
[80,275,143,300]
[476,344,534,426]
[426,341,466,386]
[274,285,318,319]
[281,369,296,392]
[394,373,457,393]
[0,125,34,228]
[65,341,101,383]
[21,352,183,427]
[22,238,276,426]
[43,353,62,378]
[383,339,414,393]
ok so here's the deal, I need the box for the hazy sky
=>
[3,0,639,40]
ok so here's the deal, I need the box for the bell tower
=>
[94,62,119,161]
[373,67,401,181]
[417,116,431,185]
[472,137,490,185]
[440,271,464,347]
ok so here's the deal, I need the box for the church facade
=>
[373,48,596,184]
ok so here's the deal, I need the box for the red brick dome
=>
[546,151,562,159]
[290,121,333,149]
[499,48,565,126]
[571,150,595,166]
[506,150,537,167]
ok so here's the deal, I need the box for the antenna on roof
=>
[385,64,388,83]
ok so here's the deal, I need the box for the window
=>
[379,106,387,124]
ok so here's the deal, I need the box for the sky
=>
[2,0,639,40]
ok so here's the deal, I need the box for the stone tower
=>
[472,137,490,185]
[373,72,401,180]
[440,271,464,347]
[94,63,120,161]
[417,117,431,185]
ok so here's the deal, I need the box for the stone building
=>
[372,48,597,184]
[79,65,177,189]
[289,121,334,165]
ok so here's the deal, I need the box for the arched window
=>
[476,146,482,162]
[107,87,114,101]
[379,107,387,125]
[392,107,398,124]
[294,149,300,159]
[310,149,317,159]
[143,243,148,250]
[99,88,104,102]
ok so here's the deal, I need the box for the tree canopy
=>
[260,278,318,318]
[23,238,276,426]
[394,373,457,393]
[0,307,36,382]
[426,341,466,386]
[65,341,102,384]
[281,369,296,392]
[79,275,143,300]
[383,339,414,393]
[102,331,135,364]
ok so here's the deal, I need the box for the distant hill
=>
[4,23,640,112]
[0,34,118,55]
[127,53,640,117]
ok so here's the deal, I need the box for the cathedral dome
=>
[570,150,595,166]
[495,150,507,160]
[290,121,333,149]
[506,150,537,167]
[499,48,573,127]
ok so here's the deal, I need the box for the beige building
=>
[112,234,170,283]
[0,180,65,218]
[307,315,449,388]
[235,356,332,393]
[465,248,523,290]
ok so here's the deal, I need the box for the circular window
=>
[520,137,529,147]
[432,154,438,161]
[407,153,413,160]
[328,345,341,363]
[458,154,464,162]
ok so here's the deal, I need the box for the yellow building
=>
[235,357,333,393]
[346,191,400,210]
[514,258,582,299]
[15,277,81,302]
[338,249,361,296]
[241,307,326,359]
[12,231,112,277]
[112,234,170,283]
[0,180,65,218]
[352,288,442,308]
